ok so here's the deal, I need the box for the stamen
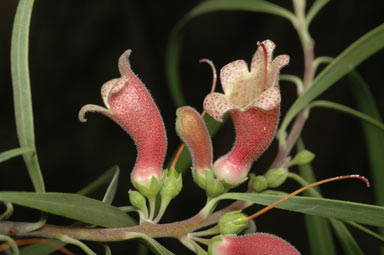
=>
[171,59,217,169]
[247,175,370,221]
[257,41,268,91]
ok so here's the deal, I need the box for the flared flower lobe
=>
[203,40,289,186]
[79,50,167,189]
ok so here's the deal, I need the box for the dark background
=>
[0,0,383,254]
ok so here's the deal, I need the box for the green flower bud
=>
[160,168,182,200]
[252,175,268,193]
[134,176,162,198]
[206,178,226,197]
[265,168,288,188]
[290,150,315,166]
[128,190,146,211]
[218,211,248,235]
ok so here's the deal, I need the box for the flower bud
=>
[218,211,248,235]
[252,175,268,193]
[289,150,315,166]
[79,50,167,191]
[160,168,182,201]
[128,190,146,211]
[176,106,214,189]
[206,178,226,198]
[208,233,300,255]
[265,168,288,188]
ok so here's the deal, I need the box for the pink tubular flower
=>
[209,233,300,255]
[203,40,289,187]
[79,50,167,191]
[176,107,212,171]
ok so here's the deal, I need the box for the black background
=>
[0,0,383,254]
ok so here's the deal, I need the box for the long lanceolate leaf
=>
[278,23,384,138]
[166,0,295,107]
[348,71,384,253]
[10,0,45,192]
[0,192,135,228]
[219,193,384,227]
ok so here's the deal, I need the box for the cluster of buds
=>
[79,41,298,253]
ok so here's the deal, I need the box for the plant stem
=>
[270,0,316,169]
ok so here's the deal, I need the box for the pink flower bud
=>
[204,40,289,186]
[209,233,300,255]
[79,50,167,190]
[176,106,213,188]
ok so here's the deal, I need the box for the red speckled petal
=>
[212,233,300,255]
[251,40,275,72]
[220,60,250,94]
[203,92,235,122]
[248,85,281,111]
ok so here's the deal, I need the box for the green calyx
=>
[265,168,288,188]
[218,211,248,235]
[160,168,183,200]
[134,176,162,198]
[128,190,146,211]
[252,175,268,193]
[194,168,226,197]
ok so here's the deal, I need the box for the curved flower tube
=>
[175,106,213,189]
[79,50,167,191]
[203,40,289,187]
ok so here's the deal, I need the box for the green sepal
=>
[206,178,226,198]
[218,211,248,235]
[221,177,248,190]
[160,168,183,200]
[193,167,215,190]
[252,175,268,193]
[208,235,226,255]
[128,190,146,211]
[265,168,288,188]
[135,176,162,198]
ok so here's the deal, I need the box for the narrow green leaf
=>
[296,139,339,255]
[0,192,135,228]
[0,147,34,164]
[309,100,384,131]
[330,219,364,255]
[219,193,384,227]
[348,70,384,253]
[347,221,384,245]
[19,241,65,255]
[11,0,45,192]
[306,0,331,27]
[166,0,294,107]
[279,23,384,138]
[102,166,120,205]
[76,165,119,196]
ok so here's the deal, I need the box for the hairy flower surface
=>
[176,106,213,188]
[209,233,300,255]
[79,50,167,190]
[204,40,289,186]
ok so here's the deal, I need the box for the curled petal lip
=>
[203,40,289,122]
